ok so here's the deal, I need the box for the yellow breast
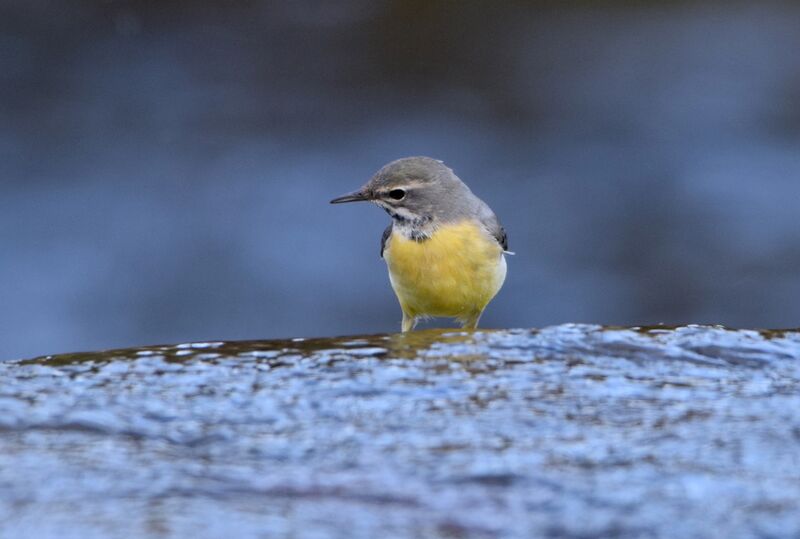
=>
[383,220,506,321]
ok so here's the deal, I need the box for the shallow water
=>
[4,2,800,360]
[2,324,800,538]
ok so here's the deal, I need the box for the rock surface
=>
[1,324,800,538]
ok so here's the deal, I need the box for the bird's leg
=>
[401,312,417,332]
[460,312,482,330]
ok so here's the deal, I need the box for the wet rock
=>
[1,324,799,538]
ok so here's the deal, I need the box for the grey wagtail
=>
[331,156,509,332]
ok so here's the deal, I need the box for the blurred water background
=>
[2,0,799,360]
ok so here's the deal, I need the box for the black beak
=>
[330,189,369,204]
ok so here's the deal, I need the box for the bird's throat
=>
[391,214,434,242]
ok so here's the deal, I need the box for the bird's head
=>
[330,156,468,223]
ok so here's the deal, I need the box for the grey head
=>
[331,156,507,248]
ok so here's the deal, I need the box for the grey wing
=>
[495,226,508,251]
[380,224,392,258]
[476,200,508,251]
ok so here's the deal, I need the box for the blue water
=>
[2,2,800,359]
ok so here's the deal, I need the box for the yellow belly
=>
[383,220,506,321]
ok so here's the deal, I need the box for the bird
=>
[330,156,509,332]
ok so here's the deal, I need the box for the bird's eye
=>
[388,189,406,200]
